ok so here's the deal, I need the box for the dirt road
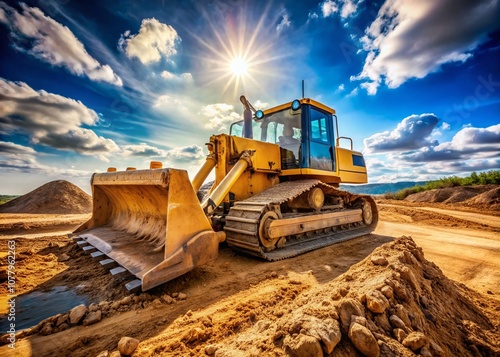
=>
[0,201,499,356]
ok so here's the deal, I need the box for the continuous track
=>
[224,179,378,261]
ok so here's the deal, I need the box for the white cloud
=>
[0,141,36,155]
[308,11,319,20]
[276,10,291,33]
[122,143,167,157]
[201,103,241,131]
[121,143,204,165]
[0,78,119,158]
[364,113,439,153]
[120,18,180,65]
[161,70,193,81]
[353,0,499,94]
[340,0,363,19]
[253,100,269,110]
[321,0,339,17]
[337,83,345,91]
[0,2,122,86]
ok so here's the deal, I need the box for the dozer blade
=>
[73,168,219,291]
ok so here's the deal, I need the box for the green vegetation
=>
[384,170,500,200]
[0,195,19,205]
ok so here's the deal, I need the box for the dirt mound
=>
[0,180,91,214]
[405,185,498,206]
[464,186,500,210]
[132,236,499,356]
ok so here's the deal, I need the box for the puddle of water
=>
[0,286,88,332]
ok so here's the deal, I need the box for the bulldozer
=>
[72,96,378,292]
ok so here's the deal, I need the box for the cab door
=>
[308,107,335,171]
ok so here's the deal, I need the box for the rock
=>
[394,305,412,328]
[89,303,99,312]
[95,351,109,357]
[69,304,87,325]
[162,294,174,304]
[371,255,388,266]
[152,299,163,308]
[58,323,69,331]
[389,315,409,332]
[283,333,323,357]
[420,346,432,357]
[339,287,349,297]
[118,336,140,356]
[58,253,70,262]
[178,292,187,300]
[205,344,217,355]
[110,301,121,310]
[393,328,407,343]
[339,298,365,330]
[39,323,53,336]
[402,332,427,351]
[381,285,393,299]
[420,296,430,308]
[99,301,110,311]
[56,314,68,327]
[83,310,102,326]
[172,292,179,298]
[311,318,341,354]
[109,352,121,357]
[374,313,391,333]
[348,322,380,357]
[399,266,421,294]
[365,290,390,314]
[392,281,410,302]
[351,315,367,326]
[345,274,354,281]
[120,296,133,306]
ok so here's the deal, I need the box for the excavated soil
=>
[405,185,500,210]
[0,185,499,356]
[0,180,91,214]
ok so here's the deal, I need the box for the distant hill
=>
[340,181,427,195]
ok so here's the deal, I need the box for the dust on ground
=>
[0,183,499,356]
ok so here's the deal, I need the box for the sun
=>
[230,57,248,77]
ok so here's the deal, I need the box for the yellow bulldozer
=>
[72,96,378,292]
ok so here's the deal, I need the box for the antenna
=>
[301,80,305,98]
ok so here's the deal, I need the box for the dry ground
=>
[0,200,499,356]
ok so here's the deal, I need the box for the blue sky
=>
[0,0,499,194]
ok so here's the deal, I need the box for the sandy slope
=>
[0,201,499,356]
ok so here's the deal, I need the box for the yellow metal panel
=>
[280,168,341,185]
[231,136,281,172]
[260,98,335,116]
[336,148,367,184]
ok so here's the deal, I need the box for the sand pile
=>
[0,180,91,214]
[405,185,499,208]
[464,187,500,210]
[137,236,499,357]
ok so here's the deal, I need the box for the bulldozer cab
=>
[230,98,337,172]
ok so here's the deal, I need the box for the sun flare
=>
[230,57,248,77]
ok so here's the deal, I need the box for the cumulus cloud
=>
[320,0,362,19]
[321,0,339,17]
[161,70,193,81]
[120,18,180,65]
[352,0,500,94]
[121,143,204,164]
[0,2,122,86]
[0,78,119,160]
[276,10,291,33]
[122,143,167,157]
[165,145,205,164]
[399,124,500,162]
[0,141,36,155]
[201,103,241,131]
[364,114,439,153]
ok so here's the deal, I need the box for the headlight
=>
[291,99,301,111]
[255,110,264,119]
